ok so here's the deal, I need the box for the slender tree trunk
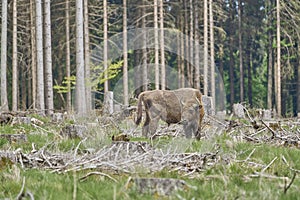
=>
[142,0,148,91]
[159,0,166,90]
[203,0,208,95]
[184,0,190,87]
[177,31,181,88]
[123,0,129,105]
[267,0,273,110]
[84,0,91,111]
[229,0,235,110]
[65,0,71,111]
[248,46,253,106]
[21,66,26,110]
[297,45,300,114]
[154,0,159,89]
[1,0,9,111]
[219,44,225,111]
[103,0,108,92]
[177,11,182,88]
[44,0,54,115]
[238,0,244,102]
[75,0,87,116]
[194,1,200,89]
[30,0,36,110]
[209,0,215,108]
[12,0,18,111]
[35,0,45,114]
[189,0,194,87]
[180,10,185,88]
[276,0,281,116]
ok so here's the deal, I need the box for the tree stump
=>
[104,91,114,114]
[202,95,215,116]
[51,112,65,123]
[262,109,272,120]
[11,117,31,125]
[133,178,187,195]
[0,134,28,143]
[60,124,87,139]
[233,103,245,118]
[0,114,13,125]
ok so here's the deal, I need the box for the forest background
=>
[0,0,299,117]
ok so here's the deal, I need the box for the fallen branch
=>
[261,120,276,139]
[284,173,296,194]
[79,171,118,183]
[16,177,26,200]
[261,157,277,173]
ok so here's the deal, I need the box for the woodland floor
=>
[0,110,300,199]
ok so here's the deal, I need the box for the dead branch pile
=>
[226,119,300,148]
[0,141,221,177]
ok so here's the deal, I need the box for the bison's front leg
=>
[183,123,197,139]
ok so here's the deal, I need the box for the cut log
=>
[0,134,28,143]
[60,124,87,139]
[233,103,245,118]
[202,95,215,116]
[133,178,187,195]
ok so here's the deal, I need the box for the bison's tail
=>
[135,93,144,125]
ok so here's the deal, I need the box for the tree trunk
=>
[194,1,200,89]
[276,0,281,116]
[267,0,273,110]
[229,0,235,110]
[159,0,166,90]
[247,45,253,106]
[180,9,185,88]
[154,0,159,89]
[21,66,26,110]
[123,0,129,105]
[30,0,36,110]
[44,0,54,115]
[203,0,208,95]
[297,45,300,114]
[189,0,194,87]
[103,0,108,92]
[35,0,45,114]
[75,0,87,116]
[84,0,91,112]
[238,0,244,102]
[12,0,18,111]
[142,0,148,91]
[209,0,215,107]
[1,0,9,111]
[184,0,190,87]
[65,0,71,111]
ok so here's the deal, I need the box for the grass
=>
[0,117,300,199]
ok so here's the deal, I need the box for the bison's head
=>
[181,103,201,123]
[180,100,202,138]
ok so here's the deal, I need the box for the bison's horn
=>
[195,97,201,105]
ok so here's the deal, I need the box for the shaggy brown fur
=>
[135,88,205,139]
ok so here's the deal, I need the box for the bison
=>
[135,88,205,139]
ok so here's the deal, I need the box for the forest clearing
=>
[0,108,300,199]
[0,0,300,199]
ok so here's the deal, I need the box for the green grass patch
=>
[1,118,300,199]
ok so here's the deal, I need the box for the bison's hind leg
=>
[148,116,159,136]
[142,112,150,137]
